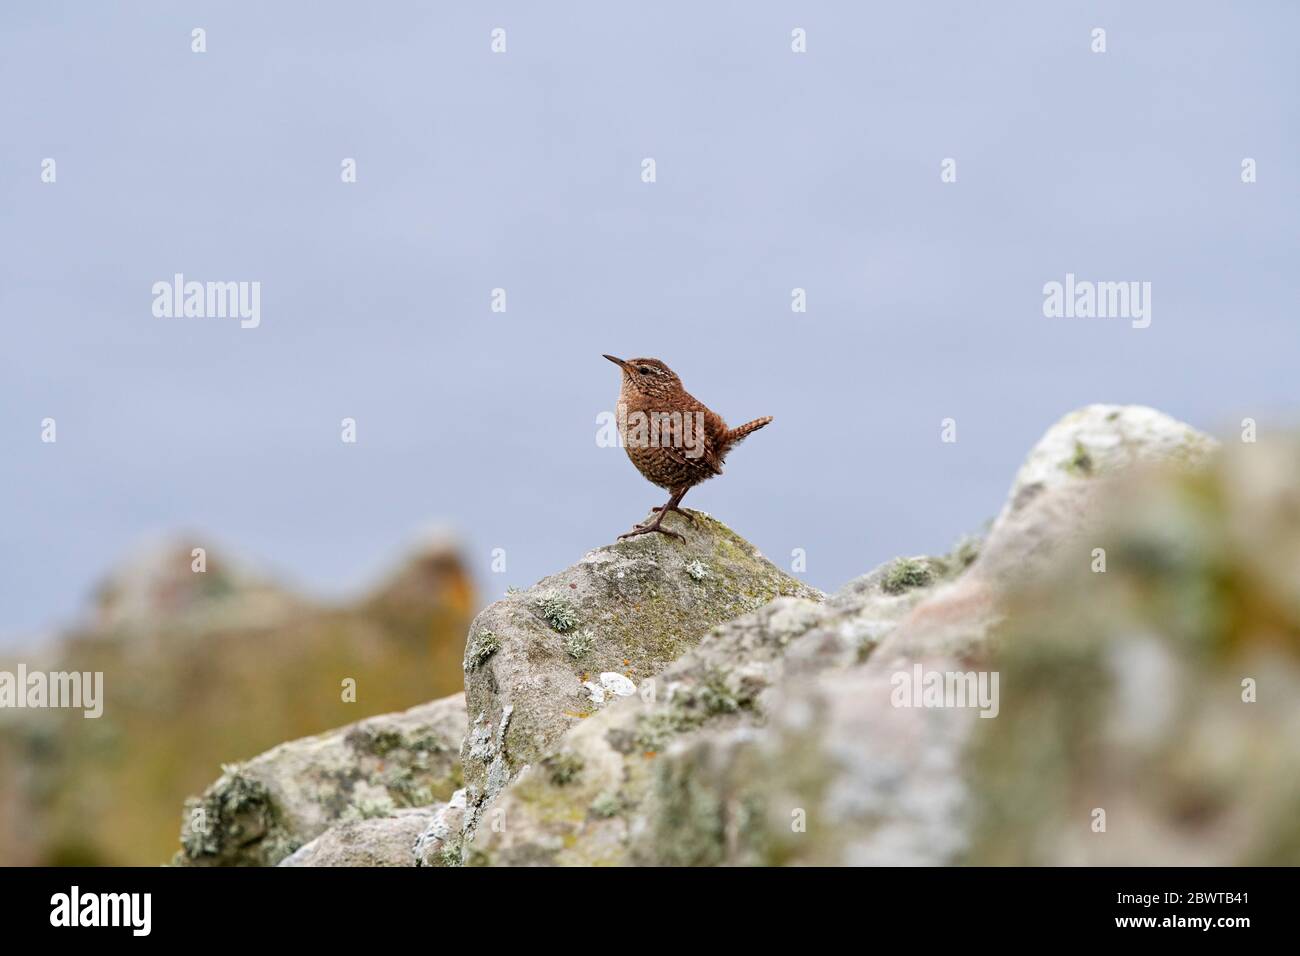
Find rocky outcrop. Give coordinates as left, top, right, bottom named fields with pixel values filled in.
left=465, top=551, right=975, bottom=865
left=882, top=404, right=1218, bottom=661
left=457, top=510, right=823, bottom=840
left=966, top=437, right=1300, bottom=864
left=171, top=404, right=1297, bottom=868
left=466, top=404, right=1223, bottom=865
left=0, top=534, right=475, bottom=867
left=993, top=403, right=1216, bottom=530
left=177, top=693, right=465, bottom=866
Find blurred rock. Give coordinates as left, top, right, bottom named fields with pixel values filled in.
left=992, top=403, right=1217, bottom=531
left=967, top=438, right=1300, bottom=864
left=363, top=528, right=475, bottom=618
left=92, top=537, right=303, bottom=635
left=177, top=693, right=465, bottom=866
left=884, top=403, right=1219, bottom=661
left=0, top=537, right=475, bottom=866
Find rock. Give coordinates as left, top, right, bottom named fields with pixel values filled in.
left=92, top=537, right=302, bottom=634
left=458, top=509, right=823, bottom=841
left=882, top=404, right=1218, bottom=661
left=362, top=527, right=476, bottom=618
left=171, top=404, right=1267, bottom=868
left=993, top=403, right=1217, bottom=532
left=470, top=405, right=1223, bottom=866
left=609, top=406, right=1225, bottom=865
left=279, top=808, right=435, bottom=867
left=176, top=693, right=465, bottom=866
left=467, top=548, right=963, bottom=866
left=0, top=534, right=475, bottom=866
left=966, top=438, right=1300, bottom=864
left=412, top=789, right=468, bottom=867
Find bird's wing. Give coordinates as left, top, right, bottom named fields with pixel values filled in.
left=658, top=404, right=725, bottom=476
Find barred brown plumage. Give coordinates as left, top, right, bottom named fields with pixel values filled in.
left=602, top=355, right=772, bottom=540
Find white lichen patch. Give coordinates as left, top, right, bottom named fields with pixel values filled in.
left=565, top=630, right=595, bottom=660
left=599, top=672, right=637, bottom=697
left=494, top=705, right=513, bottom=752
left=685, top=560, right=709, bottom=581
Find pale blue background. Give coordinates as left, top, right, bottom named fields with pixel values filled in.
left=3, top=1, right=1297, bottom=644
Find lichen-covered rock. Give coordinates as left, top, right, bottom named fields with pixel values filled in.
left=176, top=693, right=465, bottom=866
left=411, top=789, right=468, bottom=867
left=459, top=510, right=823, bottom=841
left=635, top=661, right=978, bottom=866
left=471, top=405, right=1223, bottom=866
left=993, top=403, right=1217, bottom=531
left=966, top=438, right=1300, bottom=865
left=467, top=548, right=966, bottom=866
left=882, top=404, right=1218, bottom=661
left=603, top=409, right=1227, bottom=865
left=179, top=404, right=1262, bottom=868
left=278, top=808, right=435, bottom=867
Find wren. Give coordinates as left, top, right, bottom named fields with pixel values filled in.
left=603, top=355, right=772, bottom=540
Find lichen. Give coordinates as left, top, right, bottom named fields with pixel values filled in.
left=1061, top=439, right=1094, bottom=476
left=882, top=557, right=934, bottom=594
left=634, top=711, right=685, bottom=752
left=695, top=668, right=745, bottom=715
left=632, top=668, right=757, bottom=752
left=946, top=534, right=982, bottom=571
left=536, top=596, right=580, bottom=633
left=465, top=629, right=500, bottom=670
left=647, top=751, right=726, bottom=866
left=354, top=727, right=406, bottom=757
left=179, top=765, right=284, bottom=864
left=684, top=560, right=709, bottom=581
left=544, top=752, right=585, bottom=786
left=440, top=844, right=464, bottom=867
left=343, top=795, right=396, bottom=821
left=590, top=791, right=623, bottom=818
left=382, top=767, right=433, bottom=807
left=565, top=630, right=594, bottom=660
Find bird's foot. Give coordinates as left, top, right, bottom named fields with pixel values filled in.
left=649, top=504, right=694, bottom=523
left=619, top=512, right=684, bottom=541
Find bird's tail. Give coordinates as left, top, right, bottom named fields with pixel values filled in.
left=725, top=416, right=773, bottom=446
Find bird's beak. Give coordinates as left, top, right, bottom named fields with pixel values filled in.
left=603, top=354, right=629, bottom=370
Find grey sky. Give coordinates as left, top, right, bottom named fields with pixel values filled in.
left=3, top=1, right=1297, bottom=645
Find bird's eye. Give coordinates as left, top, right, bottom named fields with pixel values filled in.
left=638, top=366, right=652, bottom=375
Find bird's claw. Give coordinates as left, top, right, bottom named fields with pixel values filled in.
left=618, top=520, right=684, bottom=541
left=650, top=505, right=694, bottom=523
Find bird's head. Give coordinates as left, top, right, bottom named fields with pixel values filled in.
left=602, top=355, right=682, bottom=399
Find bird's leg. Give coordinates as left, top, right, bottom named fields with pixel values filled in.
left=649, top=487, right=693, bottom=522
left=620, top=490, right=687, bottom=541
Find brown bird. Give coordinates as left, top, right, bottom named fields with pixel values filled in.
left=603, top=355, right=772, bottom=540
